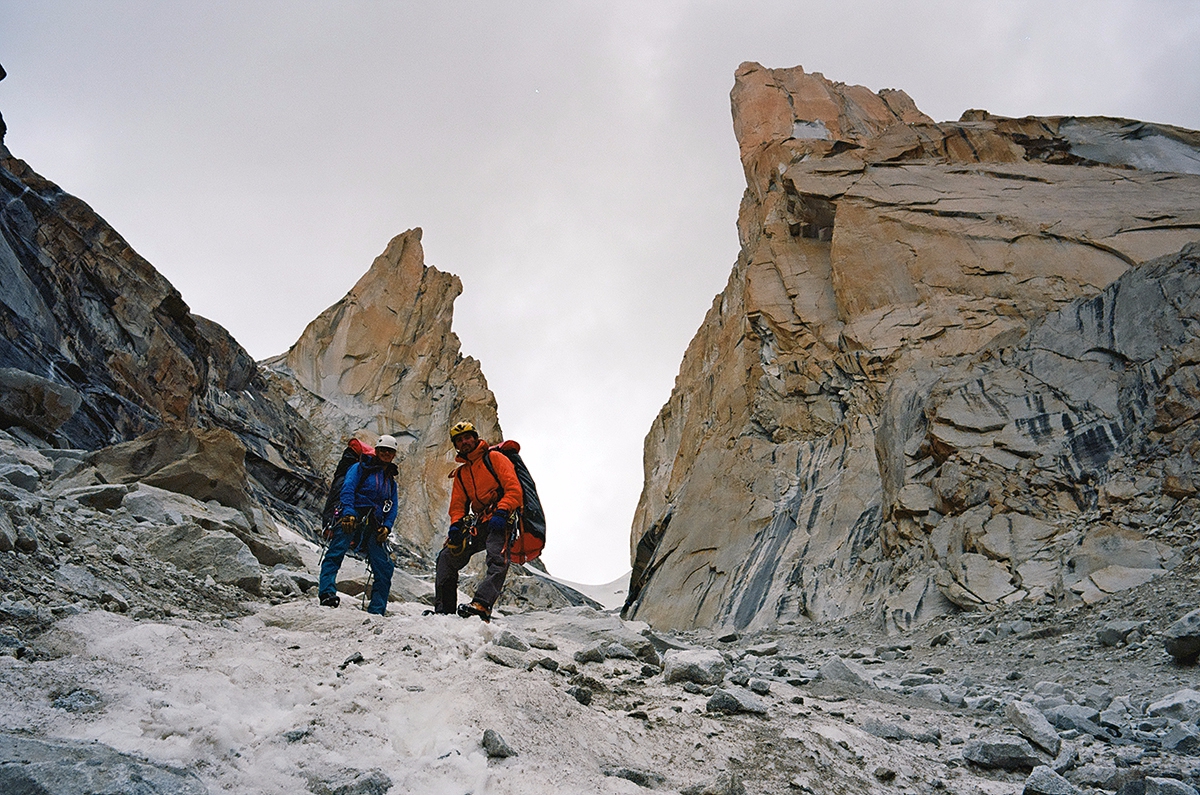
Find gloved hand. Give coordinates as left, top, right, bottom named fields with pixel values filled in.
left=445, top=522, right=467, bottom=554
left=376, top=526, right=390, bottom=544
left=485, top=510, right=509, bottom=533
left=340, top=514, right=357, bottom=530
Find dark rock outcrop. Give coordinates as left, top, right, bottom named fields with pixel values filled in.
left=0, top=733, right=208, bottom=794
left=0, top=140, right=324, bottom=525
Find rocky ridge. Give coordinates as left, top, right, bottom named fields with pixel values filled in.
left=625, top=63, right=1200, bottom=633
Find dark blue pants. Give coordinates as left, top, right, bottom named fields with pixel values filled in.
left=319, top=525, right=394, bottom=615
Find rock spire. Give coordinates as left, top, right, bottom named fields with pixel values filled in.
left=266, top=228, right=500, bottom=552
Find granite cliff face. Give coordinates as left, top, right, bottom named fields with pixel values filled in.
left=264, top=228, right=500, bottom=552
left=0, top=141, right=323, bottom=522
left=625, top=63, right=1200, bottom=632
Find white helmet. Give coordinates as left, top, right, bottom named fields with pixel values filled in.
left=376, top=434, right=398, bottom=451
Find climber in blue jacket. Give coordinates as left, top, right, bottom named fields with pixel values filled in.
left=317, top=434, right=398, bottom=615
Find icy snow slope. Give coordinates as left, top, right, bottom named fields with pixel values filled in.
left=0, top=603, right=732, bottom=794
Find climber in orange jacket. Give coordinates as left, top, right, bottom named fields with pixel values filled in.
left=433, top=421, right=523, bottom=621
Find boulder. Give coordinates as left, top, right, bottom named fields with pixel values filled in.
left=1146, top=778, right=1200, bottom=795
left=1159, top=723, right=1200, bottom=756
left=1024, top=765, right=1084, bottom=795
left=0, top=733, right=207, bottom=794
left=1007, top=699, right=1063, bottom=756
left=706, top=687, right=769, bottom=715
left=1163, top=609, right=1200, bottom=664
left=663, top=649, right=728, bottom=686
left=0, top=367, right=82, bottom=438
left=818, top=656, right=875, bottom=689
left=963, top=734, right=1044, bottom=771
left=90, top=427, right=252, bottom=513
left=0, top=462, right=39, bottom=492
left=58, top=483, right=130, bottom=511
left=122, top=484, right=299, bottom=568
left=1098, top=620, right=1149, bottom=648
left=138, top=521, right=262, bottom=594
left=1147, top=689, right=1200, bottom=722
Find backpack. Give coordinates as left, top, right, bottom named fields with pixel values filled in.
left=321, top=438, right=375, bottom=538
left=460, top=440, right=546, bottom=564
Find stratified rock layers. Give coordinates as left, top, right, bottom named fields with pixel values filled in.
left=0, top=149, right=323, bottom=519
left=626, top=63, right=1200, bottom=632
left=266, top=229, right=500, bottom=550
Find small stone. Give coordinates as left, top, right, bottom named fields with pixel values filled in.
left=484, top=646, right=528, bottom=669
left=566, top=686, right=592, bottom=706
left=748, top=678, right=771, bottom=695
left=603, top=642, right=637, bottom=660
left=1097, top=620, right=1148, bottom=647
left=706, top=687, right=768, bottom=715
left=603, top=767, right=664, bottom=788
left=574, top=643, right=606, bottom=664
left=746, top=641, right=779, bottom=656
left=495, top=630, right=530, bottom=652
left=482, top=728, right=516, bottom=758
left=873, top=767, right=897, bottom=782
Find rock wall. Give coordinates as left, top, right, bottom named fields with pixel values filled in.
left=0, top=148, right=324, bottom=522
left=625, top=63, right=1200, bottom=632
left=264, top=228, right=500, bottom=553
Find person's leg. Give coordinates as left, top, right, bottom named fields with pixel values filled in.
left=472, top=524, right=511, bottom=609
left=366, top=535, right=395, bottom=615
left=434, top=543, right=471, bottom=614
left=318, top=528, right=352, bottom=604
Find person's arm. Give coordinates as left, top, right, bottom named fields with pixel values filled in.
left=449, top=469, right=468, bottom=524
left=340, top=463, right=362, bottom=518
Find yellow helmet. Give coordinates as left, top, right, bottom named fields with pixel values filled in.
left=449, top=421, right=476, bottom=441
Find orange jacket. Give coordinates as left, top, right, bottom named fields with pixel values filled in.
left=449, top=439, right=523, bottom=523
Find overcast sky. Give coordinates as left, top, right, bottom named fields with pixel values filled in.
left=3, top=2, right=1198, bottom=583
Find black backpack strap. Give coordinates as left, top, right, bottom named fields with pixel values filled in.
left=480, top=449, right=504, bottom=502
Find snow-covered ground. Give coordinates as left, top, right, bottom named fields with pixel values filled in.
left=0, top=601, right=724, bottom=794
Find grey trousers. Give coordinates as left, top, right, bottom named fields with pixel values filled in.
left=434, top=522, right=510, bottom=613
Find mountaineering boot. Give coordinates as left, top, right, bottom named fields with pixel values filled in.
left=457, top=600, right=492, bottom=622
left=319, top=592, right=341, bottom=608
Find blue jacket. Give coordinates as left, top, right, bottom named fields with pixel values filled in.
left=340, top=457, right=398, bottom=529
